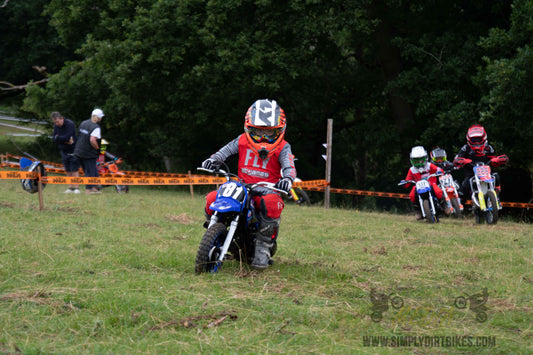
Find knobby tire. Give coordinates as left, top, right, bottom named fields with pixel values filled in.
left=484, top=191, right=499, bottom=225
left=195, top=223, right=228, bottom=274
left=422, top=199, right=436, bottom=224
left=294, top=188, right=311, bottom=206
left=450, top=197, right=462, bottom=218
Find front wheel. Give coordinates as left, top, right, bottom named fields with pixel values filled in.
left=195, top=223, right=227, bottom=274
left=450, top=197, right=462, bottom=218
left=484, top=191, right=499, bottom=225
left=422, top=199, right=436, bottom=223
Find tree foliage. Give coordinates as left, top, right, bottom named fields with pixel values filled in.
left=476, top=0, right=533, bottom=167
left=0, top=0, right=76, bottom=85
left=7, top=0, right=531, bottom=202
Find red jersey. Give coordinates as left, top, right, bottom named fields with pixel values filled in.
left=237, top=134, right=286, bottom=184
left=404, top=162, right=443, bottom=186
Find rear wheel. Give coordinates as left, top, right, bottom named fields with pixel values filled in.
left=294, top=188, right=311, bottom=206
left=195, top=223, right=227, bottom=274
left=484, top=191, right=499, bottom=225
left=422, top=200, right=436, bottom=223
left=115, top=185, right=129, bottom=193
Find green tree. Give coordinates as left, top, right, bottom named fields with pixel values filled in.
left=0, top=0, right=76, bottom=88
left=22, top=0, right=525, bottom=206
left=476, top=0, right=533, bottom=170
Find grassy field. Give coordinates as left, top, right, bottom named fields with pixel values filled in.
left=0, top=181, right=531, bottom=354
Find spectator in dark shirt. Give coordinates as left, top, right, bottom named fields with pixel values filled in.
left=51, top=111, right=80, bottom=194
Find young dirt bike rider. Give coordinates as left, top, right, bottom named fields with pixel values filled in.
left=430, top=147, right=455, bottom=173
left=201, top=99, right=296, bottom=269
left=401, top=146, right=446, bottom=219
left=453, top=124, right=508, bottom=198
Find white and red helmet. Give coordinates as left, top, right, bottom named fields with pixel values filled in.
left=244, top=99, right=286, bottom=159
left=466, top=124, right=487, bottom=154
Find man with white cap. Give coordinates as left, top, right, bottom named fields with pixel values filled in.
left=73, top=108, right=105, bottom=194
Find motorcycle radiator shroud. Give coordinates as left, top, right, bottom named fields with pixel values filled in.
left=209, top=181, right=249, bottom=213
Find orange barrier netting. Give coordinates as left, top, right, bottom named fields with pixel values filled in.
left=2, top=153, right=532, bottom=208
left=1, top=154, right=193, bottom=178
left=301, top=186, right=533, bottom=209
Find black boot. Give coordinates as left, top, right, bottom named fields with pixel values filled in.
left=251, top=217, right=279, bottom=269
left=251, top=239, right=273, bottom=269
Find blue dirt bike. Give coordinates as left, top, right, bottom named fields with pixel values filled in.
left=399, top=173, right=443, bottom=223
left=195, top=166, right=287, bottom=274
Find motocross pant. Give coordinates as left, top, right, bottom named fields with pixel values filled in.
left=253, top=195, right=283, bottom=242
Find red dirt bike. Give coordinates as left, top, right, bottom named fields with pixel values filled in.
left=437, top=169, right=463, bottom=218
left=97, top=139, right=129, bottom=193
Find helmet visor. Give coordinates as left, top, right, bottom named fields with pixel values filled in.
left=249, top=127, right=281, bottom=143
left=411, top=157, right=426, bottom=168
left=469, top=136, right=484, bottom=144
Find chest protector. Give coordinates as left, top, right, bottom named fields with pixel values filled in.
left=237, top=134, right=285, bottom=183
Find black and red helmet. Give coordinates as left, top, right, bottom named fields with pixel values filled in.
left=466, top=124, right=487, bottom=154
left=244, top=99, right=286, bottom=159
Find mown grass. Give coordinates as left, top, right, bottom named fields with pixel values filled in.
left=0, top=182, right=531, bottom=354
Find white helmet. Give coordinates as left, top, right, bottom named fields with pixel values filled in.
left=410, top=146, right=428, bottom=172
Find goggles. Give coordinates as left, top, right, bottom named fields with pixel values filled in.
left=469, top=136, right=484, bottom=144
left=249, top=127, right=281, bottom=143
left=411, top=157, right=426, bottom=167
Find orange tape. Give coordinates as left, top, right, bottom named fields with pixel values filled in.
left=0, top=171, right=38, bottom=179
left=41, top=175, right=228, bottom=185
left=4, top=154, right=533, bottom=208
left=293, top=179, right=328, bottom=188
left=301, top=186, right=533, bottom=208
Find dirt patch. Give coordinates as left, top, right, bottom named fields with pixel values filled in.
left=0, top=290, right=79, bottom=312
left=149, top=311, right=238, bottom=330
left=166, top=213, right=196, bottom=225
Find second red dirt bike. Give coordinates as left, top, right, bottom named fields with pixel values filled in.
left=437, top=170, right=463, bottom=218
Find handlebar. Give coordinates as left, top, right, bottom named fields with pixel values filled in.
left=197, top=167, right=288, bottom=195
left=398, top=172, right=442, bottom=186
left=253, top=181, right=289, bottom=195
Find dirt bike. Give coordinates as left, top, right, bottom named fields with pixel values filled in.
left=96, top=140, right=129, bottom=193
left=286, top=177, right=311, bottom=206
left=437, top=169, right=463, bottom=218
left=399, top=173, right=442, bottom=223
left=470, top=162, right=501, bottom=224
left=195, top=166, right=288, bottom=274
